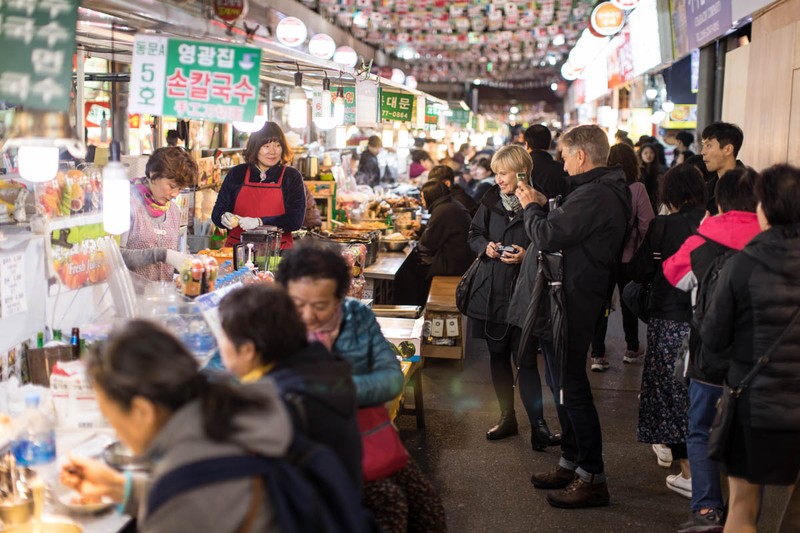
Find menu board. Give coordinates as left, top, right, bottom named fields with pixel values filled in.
left=0, top=253, right=26, bottom=318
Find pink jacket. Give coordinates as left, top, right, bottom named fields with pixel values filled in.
left=622, top=182, right=655, bottom=263
left=663, top=210, right=761, bottom=292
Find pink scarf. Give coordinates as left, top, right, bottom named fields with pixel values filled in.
left=307, top=304, right=343, bottom=351
left=134, top=182, right=171, bottom=218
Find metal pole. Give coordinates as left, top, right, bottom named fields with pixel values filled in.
left=713, top=39, right=727, bottom=122
left=696, top=44, right=716, bottom=138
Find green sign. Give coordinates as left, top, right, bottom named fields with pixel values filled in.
left=380, top=90, right=414, bottom=122
left=450, top=108, right=471, bottom=126
left=333, top=86, right=356, bottom=125
left=425, top=103, right=439, bottom=125
left=130, top=35, right=262, bottom=123
left=0, top=0, right=79, bottom=112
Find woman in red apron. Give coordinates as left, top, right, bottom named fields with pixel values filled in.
left=211, top=122, right=306, bottom=249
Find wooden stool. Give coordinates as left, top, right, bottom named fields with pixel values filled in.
left=421, top=276, right=466, bottom=367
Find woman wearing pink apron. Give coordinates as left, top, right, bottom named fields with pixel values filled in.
left=212, top=122, right=306, bottom=250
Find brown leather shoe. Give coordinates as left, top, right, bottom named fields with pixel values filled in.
left=546, top=477, right=610, bottom=509
left=530, top=465, right=576, bottom=490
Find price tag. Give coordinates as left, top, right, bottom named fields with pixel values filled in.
left=431, top=318, right=444, bottom=337
left=446, top=317, right=459, bottom=337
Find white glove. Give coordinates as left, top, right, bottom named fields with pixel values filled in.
left=220, top=212, right=239, bottom=229
left=165, top=249, right=192, bottom=270
left=239, top=217, right=261, bottom=231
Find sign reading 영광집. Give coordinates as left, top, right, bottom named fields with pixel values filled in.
left=380, top=90, right=414, bottom=122
left=129, top=35, right=262, bottom=123
left=333, top=86, right=356, bottom=125
left=0, top=0, right=79, bottom=112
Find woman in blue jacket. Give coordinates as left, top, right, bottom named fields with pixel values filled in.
left=277, top=243, right=446, bottom=533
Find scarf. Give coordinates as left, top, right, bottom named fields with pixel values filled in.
left=306, top=304, right=344, bottom=351
left=500, top=191, right=522, bottom=214
left=134, top=182, right=171, bottom=218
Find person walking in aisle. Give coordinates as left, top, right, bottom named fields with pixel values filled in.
left=523, top=125, right=568, bottom=200
left=700, top=165, right=800, bottom=533
left=465, top=145, right=560, bottom=448
left=663, top=167, right=762, bottom=532
left=509, top=125, right=630, bottom=508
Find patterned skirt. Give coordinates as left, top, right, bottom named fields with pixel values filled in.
left=637, top=318, right=690, bottom=444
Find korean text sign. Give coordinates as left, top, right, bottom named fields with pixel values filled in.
left=0, top=0, right=79, bottom=112
left=380, top=90, right=414, bottom=122
left=130, top=35, right=262, bottom=123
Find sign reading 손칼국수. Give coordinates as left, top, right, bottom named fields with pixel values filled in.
left=380, top=90, right=414, bottom=122
left=0, top=0, right=79, bottom=113
left=129, top=34, right=262, bottom=123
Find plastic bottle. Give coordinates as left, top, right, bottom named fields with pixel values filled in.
left=70, top=327, right=81, bottom=360
left=12, top=392, right=57, bottom=468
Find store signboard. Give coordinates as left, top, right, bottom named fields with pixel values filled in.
left=664, top=104, right=697, bottom=129
left=424, top=102, right=439, bottom=125
left=629, top=0, right=662, bottom=76
left=212, top=0, right=248, bottom=22
left=333, top=86, right=356, bottom=125
left=583, top=53, right=609, bottom=102
left=85, top=102, right=111, bottom=128
left=686, top=0, right=732, bottom=50
left=0, top=0, right=79, bottom=112
left=589, top=2, right=625, bottom=37
left=380, top=90, right=414, bottom=122
left=450, top=109, right=471, bottom=126
left=129, top=35, right=262, bottom=123
left=607, top=28, right=633, bottom=88
left=355, top=79, right=378, bottom=127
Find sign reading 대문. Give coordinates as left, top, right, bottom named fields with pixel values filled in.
left=0, top=0, right=79, bottom=112
left=380, top=90, right=414, bottom=122
left=129, top=35, right=262, bottom=123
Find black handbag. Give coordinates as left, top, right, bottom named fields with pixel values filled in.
left=455, top=256, right=481, bottom=315
left=622, top=281, right=651, bottom=323
left=708, top=309, right=800, bottom=462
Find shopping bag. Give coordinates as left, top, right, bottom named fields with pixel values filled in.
left=357, top=405, right=409, bottom=481
left=707, top=384, right=736, bottom=462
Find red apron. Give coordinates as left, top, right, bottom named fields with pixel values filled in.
left=225, top=166, right=294, bottom=249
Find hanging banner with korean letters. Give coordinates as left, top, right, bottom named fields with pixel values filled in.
left=380, top=90, right=413, bottom=122
left=130, top=35, right=262, bottom=123
left=0, top=0, right=79, bottom=112
left=355, top=79, right=378, bottom=128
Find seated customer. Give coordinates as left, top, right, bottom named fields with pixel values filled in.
left=218, top=283, right=362, bottom=491
left=60, top=320, right=293, bottom=531
left=429, top=164, right=478, bottom=217
left=418, top=179, right=475, bottom=276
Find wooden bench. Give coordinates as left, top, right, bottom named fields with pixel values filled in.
left=421, top=276, right=466, bottom=367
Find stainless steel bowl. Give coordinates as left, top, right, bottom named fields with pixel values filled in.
left=382, top=240, right=409, bottom=252
left=102, top=442, right=152, bottom=472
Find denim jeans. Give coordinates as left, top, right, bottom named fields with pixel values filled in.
left=687, top=380, right=724, bottom=512
left=540, top=340, right=605, bottom=481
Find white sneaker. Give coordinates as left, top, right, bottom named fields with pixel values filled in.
left=652, top=444, right=673, bottom=468
left=666, top=473, right=692, bottom=499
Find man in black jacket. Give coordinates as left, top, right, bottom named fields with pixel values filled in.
left=510, top=125, right=630, bottom=509
left=524, top=125, right=568, bottom=200
left=356, top=135, right=383, bottom=187
left=428, top=165, right=478, bottom=217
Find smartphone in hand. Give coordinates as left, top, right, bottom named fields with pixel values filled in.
left=516, top=172, right=529, bottom=187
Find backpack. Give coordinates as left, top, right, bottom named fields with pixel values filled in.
left=146, top=433, right=376, bottom=533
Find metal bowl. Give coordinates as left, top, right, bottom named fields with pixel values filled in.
left=382, top=239, right=409, bottom=252
left=102, top=441, right=152, bottom=473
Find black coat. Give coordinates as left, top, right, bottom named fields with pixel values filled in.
left=268, top=342, right=363, bottom=492
left=530, top=150, right=568, bottom=200
left=507, top=166, right=631, bottom=355
left=466, top=185, right=530, bottom=323
left=417, top=195, right=475, bottom=278
left=450, top=183, right=478, bottom=218
left=701, top=224, right=800, bottom=432
left=356, top=150, right=381, bottom=187
left=630, top=206, right=705, bottom=322
left=471, top=178, right=495, bottom=203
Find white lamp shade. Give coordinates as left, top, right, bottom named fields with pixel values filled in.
left=333, top=46, right=358, bottom=67
left=288, top=86, right=308, bottom=129
left=382, top=128, right=394, bottom=147
left=335, top=126, right=347, bottom=149
left=333, top=96, right=345, bottom=125
left=308, top=33, right=336, bottom=59
left=276, top=17, right=308, bottom=48
left=661, top=100, right=675, bottom=112
left=18, top=145, right=59, bottom=182
left=646, top=88, right=658, bottom=100
left=313, top=116, right=337, bottom=130
left=233, top=115, right=268, bottom=133
left=102, top=161, right=131, bottom=235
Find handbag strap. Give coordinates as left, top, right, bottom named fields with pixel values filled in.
left=732, top=307, right=800, bottom=397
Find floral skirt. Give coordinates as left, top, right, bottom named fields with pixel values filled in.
left=637, top=318, right=690, bottom=444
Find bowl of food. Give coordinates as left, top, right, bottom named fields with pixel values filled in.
left=102, top=441, right=152, bottom=472
left=382, top=233, right=410, bottom=252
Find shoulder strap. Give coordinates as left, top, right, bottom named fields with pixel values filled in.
left=734, top=307, right=800, bottom=396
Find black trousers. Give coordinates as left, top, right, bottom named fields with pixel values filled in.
left=592, top=264, right=640, bottom=355
left=540, top=339, right=605, bottom=475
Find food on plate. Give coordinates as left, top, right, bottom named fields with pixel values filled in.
left=383, top=232, right=408, bottom=241
left=71, top=494, right=103, bottom=506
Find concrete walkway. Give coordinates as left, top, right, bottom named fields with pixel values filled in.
left=397, top=311, right=788, bottom=532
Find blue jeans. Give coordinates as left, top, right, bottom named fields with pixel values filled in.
left=687, top=380, right=724, bottom=512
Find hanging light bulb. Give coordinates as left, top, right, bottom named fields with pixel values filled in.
left=333, top=86, right=345, bottom=126
left=335, top=126, right=347, bottom=149
left=313, top=76, right=336, bottom=130
left=397, top=125, right=409, bottom=148
left=382, top=127, right=394, bottom=147
left=645, top=87, right=658, bottom=100
left=18, top=146, right=59, bottom=182
left=102, top=140, right=130, bottom=235
left=288, top=71, right=308, bottom=130
left=661, top=100, right=675, bottom=113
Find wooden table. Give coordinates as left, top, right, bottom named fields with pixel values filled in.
left=363, top=247, right=413, bottom=304
left=387, top=359, right=424, bottom=428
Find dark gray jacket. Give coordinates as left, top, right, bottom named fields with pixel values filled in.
left=508, top=166, right=630, bottom=355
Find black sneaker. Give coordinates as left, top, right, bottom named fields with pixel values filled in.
left=678, top=509, right=723, bottom=533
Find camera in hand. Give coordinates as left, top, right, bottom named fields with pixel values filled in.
left=498, top=245, right=519, bottom=255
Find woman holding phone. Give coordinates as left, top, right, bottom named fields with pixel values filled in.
left=465, top=145, right=561, bottom=447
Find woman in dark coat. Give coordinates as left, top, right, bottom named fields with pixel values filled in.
left=466, top=145, right=559, bottom=448
left=418, top=180, right=475, bottom=278
left=639, top=143, right=667, bottom=214
left=630, top=164, right=705, bottom=497
left=700, top=164, right=800, bottom=532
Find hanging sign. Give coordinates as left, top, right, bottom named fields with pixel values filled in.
left=333, top=86, right=356, bottom=125
left=685, top=0, right=732, bottom=50
left=589, top=2, right=625, bottom=37
left=84, top=102, right=111, bottom=128
left=415, top=96, right=426, bottom=128
left=355, top=79, right=378, bottom=127
left=308, top=33, right=336, bottom=59
left=424, top=103, right=439, bottom=125
left=0, top=0, right=79, bottom=112
left=380, top=90, right=414, bottom=122
left=212, top=0, right=248, bottom=22
left=450, top=109, right=471, bottom=126
left=129, top=35, right=261, bottom=123
left=275, top=17, right=308, bottom=48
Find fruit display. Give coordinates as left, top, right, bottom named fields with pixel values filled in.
left=36, top=167, right=104, bottom=219
left=179, top=255, right=219, bottom=297
left=52, top=239, right=108, bottom=290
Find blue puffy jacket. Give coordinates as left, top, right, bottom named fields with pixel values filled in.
left=333, top=298, right=404, bottom=407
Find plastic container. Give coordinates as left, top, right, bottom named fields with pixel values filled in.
left=11, top=393, right=56, bottom=467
